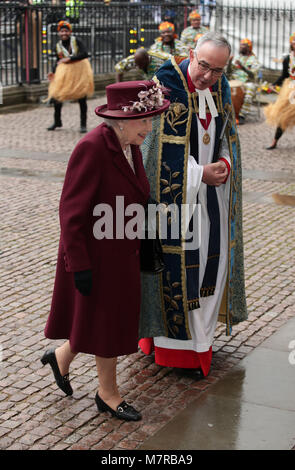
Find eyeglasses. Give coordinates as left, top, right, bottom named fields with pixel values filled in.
left=195, top=56, right=224, bottom=77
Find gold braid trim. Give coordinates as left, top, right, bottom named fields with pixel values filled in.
left=169, top=58, right=194, bottom=324
left=200, top=286, right=216, bottom=297
left=159, top=271, right=168, bottom=336
left=217, top=80, right=232, bottom=329
left=158, top=57, right=194, bottom=338
left=161, top=136, right=187, bottom=144
left=162, top=245, right=183, bottom=254
left=221, top=94, right=238, bottom=333
left=188, top=299, right=200, bottom=310
left=191, top=90, right=221, bottom=114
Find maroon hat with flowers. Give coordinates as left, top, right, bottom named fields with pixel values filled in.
left=95, top=80, right=170, bottom=119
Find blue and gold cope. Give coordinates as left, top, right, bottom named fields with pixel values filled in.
left=139, top=58, right=247, bottom=342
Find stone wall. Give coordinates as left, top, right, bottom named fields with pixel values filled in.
left=1, top=70, right=142, bottom=111
left=0, top=69, right=280, bottom=112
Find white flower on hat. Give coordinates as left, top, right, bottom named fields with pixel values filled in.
left=122, top=82, right=166, bottom=113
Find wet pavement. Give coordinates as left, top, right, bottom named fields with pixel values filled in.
left=0, top=96, right=295, bottom=451
left=140, top=317, right=295, bottom=450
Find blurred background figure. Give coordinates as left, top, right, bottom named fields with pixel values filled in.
left=46, top=20, right=93, bottom=133
left=226, top=38, right=261, bottom=124
left=65, top=0, right=84, bottom=23
left=264, top=33, right=295, bottom=149
left=149, top=21, right=188, bottom=57
left=180, top=10, right=208, bottom=50
left=115, top=48, right=170, bottom=82
left=199, top=0, right=216, bottom=28
left=162, top=8, right=177, bottom=25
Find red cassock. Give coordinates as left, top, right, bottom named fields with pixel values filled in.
left=139, top=339, right=212, bottom=377
left=44, top=123, right=150, bottom=358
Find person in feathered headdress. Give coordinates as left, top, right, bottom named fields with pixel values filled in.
left=46, top=20, right=94, bottom=133
left=265, top=33, right=295, bottom=149
left=149, top=22, right=188, bottom=57
left=226, top=38, right=261, bottom=124
left=180, top=10, right=208, bottom=50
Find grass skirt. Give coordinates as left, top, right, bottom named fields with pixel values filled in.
left=264, top=78, right=295, bottom=130
left=48, top=59, right=94, bottom=102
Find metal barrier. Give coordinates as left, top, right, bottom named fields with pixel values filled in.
left=215, top=0, right=295, bottom=70
left=2, top=1, right=293, bottom=87
left=0, top=1, right=195, bottom=86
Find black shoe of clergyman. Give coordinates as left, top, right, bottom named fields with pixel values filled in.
left=47, top=122, right=62, bottom=131
left=95, top=393, right=142, bottom=421
left=40, top=349, right=73, bottom=396
left=175, top=368, right=205, bottom=381
left=80, top=125, right=87, bottom=133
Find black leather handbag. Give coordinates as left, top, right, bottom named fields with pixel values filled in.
left=140, top=198, right=165, bottom=274
left=140, top=230, right=165, bottom=274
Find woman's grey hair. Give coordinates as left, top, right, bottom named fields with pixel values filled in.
left=103, top=118, right=117, bottom=128
left=103, top=118, right=130, bottom=127
left=194, top=31, right=231, bottom=56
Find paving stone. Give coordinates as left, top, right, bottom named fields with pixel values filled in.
left=92, top=438, right=116, bottom=450
left=0, top=103, right=294, bottom=450
left=116, top=439, right=139, bottom=450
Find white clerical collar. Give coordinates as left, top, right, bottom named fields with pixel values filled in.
left=188, top=65, right=219, bottom=120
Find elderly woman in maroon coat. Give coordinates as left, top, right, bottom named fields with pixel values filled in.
left=41, top=81, right=170, bottom=422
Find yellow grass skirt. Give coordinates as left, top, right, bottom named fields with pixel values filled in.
left=48, top=59, right=94, bottom=102
left=264, top=78, right=295, bottom=130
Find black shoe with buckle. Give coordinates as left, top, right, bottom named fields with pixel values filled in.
left=41, top=348, right=73, bottom=396
left=95, top=393, right=142, bottom=421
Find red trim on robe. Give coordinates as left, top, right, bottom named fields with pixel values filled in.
left=187, top=68, right=212, bottom=130
left=139, top=338, right=212, bottom=377
left=219, top=157, right=231, bottom=184
left=187, top=67, right=230, bottom=185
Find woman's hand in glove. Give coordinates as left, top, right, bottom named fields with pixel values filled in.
left=74, top=269, right=92, bottom=296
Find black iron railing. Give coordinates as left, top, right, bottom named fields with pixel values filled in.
left=0, top=1, right=196, bottom=86
left=215, top=1, right=295, bottom=71
left=1, top=1, right=293, bottom=88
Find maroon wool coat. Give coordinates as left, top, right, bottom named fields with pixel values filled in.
left=44, top=123, right=150, bottom=357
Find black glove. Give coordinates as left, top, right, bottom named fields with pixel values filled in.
left=74, top=269, right=92, bottom=296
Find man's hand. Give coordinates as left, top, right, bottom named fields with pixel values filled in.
left=202, top=161, right=228, bottom=187
left=47, top=72, right=55, bottom=81
left=235, top=60, right=254, bottom=79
